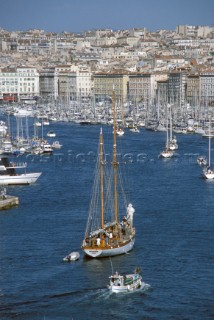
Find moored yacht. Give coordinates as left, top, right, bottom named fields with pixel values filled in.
left=0, top=157, right=41, bottom=185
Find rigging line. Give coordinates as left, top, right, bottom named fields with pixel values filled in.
left=104, top=167, right=114, bottom=221
left=85, top=148, right=100, bottom=237
left=118, top=169, right=128, bottom=209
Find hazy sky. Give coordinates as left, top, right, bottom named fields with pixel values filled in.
left=0, top=0, right=213, bottom=33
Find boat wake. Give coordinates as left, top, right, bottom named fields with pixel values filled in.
left=0, top=283, right=151, bottom=314
left=139, top=282, right=151, bottom=292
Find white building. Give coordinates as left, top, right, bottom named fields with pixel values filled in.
left=76, top=65, right=92, bottom=99
left=0, top=66, right=39, bottom=102
left=200, top=71, right=214, bottom=105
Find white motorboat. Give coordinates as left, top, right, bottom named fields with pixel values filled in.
left=41, top=143, right=53, bottom=154
left=14, top=108, right=34, bottom=117
left=43, top=119, right=50, bottom=126
left=116, top=128, right=125, bottom=136
left=108, top=271, right=142, bottom=293
left=52, top=141, right=62, bottom=149
left=63, top=252, right=80, bottom=262
left=187, top=126, right=195, bottom=133
left=47, top=131, right=56, bottom=138
left=0, top=157, right=41, bottom=185
left=130, top=127, right=140, bottom=133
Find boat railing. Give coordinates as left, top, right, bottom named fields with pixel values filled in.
left=8, top=162, right=27, bottom=169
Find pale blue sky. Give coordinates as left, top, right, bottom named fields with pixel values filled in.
left=0, top=0, right=213, bottom=33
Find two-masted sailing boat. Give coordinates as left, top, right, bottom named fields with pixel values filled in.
left=82, top=91, right=136, bottom=258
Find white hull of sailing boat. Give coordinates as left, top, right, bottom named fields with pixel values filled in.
left=169, top=143, right=178, bottom=151
left=0, top=172, right=42, bottom=185
left=202, top=170, right=214, bottom=179
left=83, top=238, right=135, bottom=258
left=160, top=150, right=173, bottom=158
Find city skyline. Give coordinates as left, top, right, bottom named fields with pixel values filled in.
left=0, top=0, right=213, bottom=33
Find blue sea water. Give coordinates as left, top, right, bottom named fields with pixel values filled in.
left=0, top=119, right=214, bottom=320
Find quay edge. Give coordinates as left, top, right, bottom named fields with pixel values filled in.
left=0, top=195, right=19, bottom=210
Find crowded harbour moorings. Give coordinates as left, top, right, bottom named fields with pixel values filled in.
left=0, top=97, right=214, bottom=157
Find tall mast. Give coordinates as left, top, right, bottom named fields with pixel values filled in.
left=169, top=104, right=172, bottom=141
left=121, top=94, right=124, bottom=127
left=99, top=128, right=105, bottom=229
left=166, top=104, right=169, bottom=148
left=208, top=117, right=211, bottom=167
left=112, top=89, right=118, bottom=223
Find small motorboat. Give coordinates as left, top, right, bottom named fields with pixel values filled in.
left=47, top=131, right=56, bottom=138
left=43, top=119, right=50, bottom=126
left=129, top=127, right=140, bottom=133
left=197, top=156, right=207, bottom=166
left=41, top=143, right=53, bottom=154
left=52, top=141, right=62, bottom=149
left=63, top=251, right=80, bottom=262
left=108, top=269, right=142, bottom=293
left=116, top=128, right=125, bottom=136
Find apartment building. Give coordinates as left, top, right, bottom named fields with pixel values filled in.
left=128, top=73, right=152, bottom=105
left=39, top=67, right=59, bottom=100
left=0, top=66, right=39, bottom=102
left=76, top=65, right=92, bottom=99
left=117, top=36, right=139, bottom=47
left=176, top=25, right=212, bottom=38
left=156, top=80, right=169, bottom=105
left=93, top=71, right=129, bottom=100
left=155, top=55, right=187, bottom=70
left=172, top=38, right=214, bottom=48
left=168, top=71, right=188, bottom=106
left=186, top=74, right=200, bottom=106
left=200, top=71, right=214, bottom=106
left=176, top=25, right=198, bottom=37
left=39, top=64, right=92, bottom=101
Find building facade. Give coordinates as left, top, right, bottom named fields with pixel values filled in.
left=0, top=66, right=39, bottom=102
left=93, top=71, right=129, bottom=101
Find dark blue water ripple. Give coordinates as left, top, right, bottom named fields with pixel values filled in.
left=0, top=120, right=213, bottom=319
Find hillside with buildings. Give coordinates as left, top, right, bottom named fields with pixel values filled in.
left=0, top=25, right=213, bottom=107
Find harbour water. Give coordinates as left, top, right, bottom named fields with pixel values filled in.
left=0, top=120, right=214, bottom=319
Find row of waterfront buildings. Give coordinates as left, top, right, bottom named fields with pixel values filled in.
left=0, top=25, right=213, bottom=107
